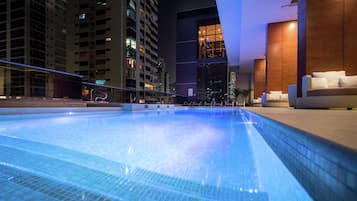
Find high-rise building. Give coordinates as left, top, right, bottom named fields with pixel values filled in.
left=46, top=0, right=67, bottom=71
left=0, top=0, right=66, bottom=70
left=66, top=0, right=126, bottom=88
left=176, top=6, right=228, bottom=103
left=125, top=0, right=159, bottom=101
left=0, top=0, right=67, bottom=97
left=67, top=0, right=159, bottom=101
left=157, top=57, right=170, bottom=94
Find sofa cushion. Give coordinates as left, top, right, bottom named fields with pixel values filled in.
left=339, top=76, right=357, bottom=88
left=267, top=93, right=289, bottom=101
left=270, top=91, right=282, bottom=94
left=267, top=93, right=282, bottom=100
left=311, top=77, right=328, bottom=89
left=280, top=94, right=289, bottom=101
left=307, top=88, right=357, bottom=96
left=312, top=71, right=346, bottom=88
left=253, top=98, right=261, bottom=104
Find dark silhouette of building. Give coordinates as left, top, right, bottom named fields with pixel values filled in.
left=0, top=0, right=67, bottom=97
left=176, top=6, right=227, bottom=103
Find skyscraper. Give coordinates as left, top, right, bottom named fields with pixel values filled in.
left=125, top=0, right=159, bottom=102
left=0, top=0, right=66, bottom=70
left=66, top=0, right=126, bottom=88
left=67, top=0, right=159, bottom=101
left=176, top=6, right=228, bottom=103
left=157, top=57, right=170, bottom=94
left=0, top=0, right=67, bottom=97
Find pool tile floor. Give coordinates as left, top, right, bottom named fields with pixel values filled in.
left=0, top=136, right=269, bottom=201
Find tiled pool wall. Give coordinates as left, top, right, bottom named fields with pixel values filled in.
left=242, top=110, right=357, bottom=201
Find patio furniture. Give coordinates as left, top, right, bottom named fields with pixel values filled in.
left=296, top=71, right=357, bottom=109
left=261, top=91, right=289, bottom=107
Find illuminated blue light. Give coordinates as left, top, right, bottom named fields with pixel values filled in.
left=79, top=13, right=86, bottom=20
left=95, top=80, right=106, bottom=85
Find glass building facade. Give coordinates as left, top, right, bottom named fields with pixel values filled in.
left=0, top=61, right=81, bottom=99
left=198, top=24, right=226, bottom=59
left=176, top=7, right=228, bottom=103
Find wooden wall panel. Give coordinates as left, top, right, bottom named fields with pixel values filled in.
left=298, top=0, right=357, bottom=96
left=344, top=0, right=357, bottom=75
left=282, top=23, right=298, bottom=91
left=306, top=0, right=344, bottom=73
left=267, top=23, right=283, bottom=92
left=253, top=59, right=266, bottom=99
left=266, top=21, right=298, bottom=93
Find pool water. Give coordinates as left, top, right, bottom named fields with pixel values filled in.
left=0, top=108, right=313, bottom=201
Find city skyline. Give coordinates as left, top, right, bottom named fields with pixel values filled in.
left=0, top=0, right=219, bottom=92
left=0, top=0, right=172, bottom=102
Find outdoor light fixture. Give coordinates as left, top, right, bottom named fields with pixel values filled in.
left=289, top=22, right=296, bottom=29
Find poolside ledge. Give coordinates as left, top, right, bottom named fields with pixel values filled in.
left=243, top=107, right=357, bottom=201
left=245, top=107, right=357, bottom=152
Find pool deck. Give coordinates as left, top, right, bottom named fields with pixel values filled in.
left=245, top=107, right=357, bottom=152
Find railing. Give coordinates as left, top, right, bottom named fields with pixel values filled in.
left=0, top=60, right=174, bottom=104
left=81, top=82, right=174, bottom=104
left=0, top=60, right=82, bottom=99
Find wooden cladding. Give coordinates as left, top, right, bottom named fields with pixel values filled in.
left=306, top=0, right=344, bottom=72
left=254, top=59, right=266, bottom=99
left=344, top=0, right=357, bottom=75
left=298, top=0, right=357, bottom=96
left=266, top=20, right=298, bottom=94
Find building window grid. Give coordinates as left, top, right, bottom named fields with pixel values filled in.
left=198, top=24, right=226, bottom=59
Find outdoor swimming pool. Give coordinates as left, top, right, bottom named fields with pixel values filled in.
left=0, top=107, right=312, bottom=201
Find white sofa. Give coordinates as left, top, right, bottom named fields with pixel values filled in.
left=261, top=91, right=289, bottom=107
left=296, top=71, right=357, bottom=109
left=253, top=97, right=262, bottom=106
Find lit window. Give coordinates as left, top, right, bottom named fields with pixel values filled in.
left=79, top=13, right=86, bottom=20
left=129, top=0, right=136, bottom=10
left=188, top=88, right=194, bottom=97
left=140, top=9, right=145, bottom=17
left=145, top=83, right=155, bottom=90
left=96, top=1, right=107, bottom=6
left=139, top=46, right=145, bottom=53
left=127, top=58, right=136, bottom=68
left=126, top=38, right=136, bottom=49
left=95, top=80, right=106, bottom=85
left=105, top=37, right=112, bottom=41
left=198, top=24, right=226, bottom=59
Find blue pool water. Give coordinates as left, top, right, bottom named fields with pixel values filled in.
left=0, top=108, right=313, bottom=201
